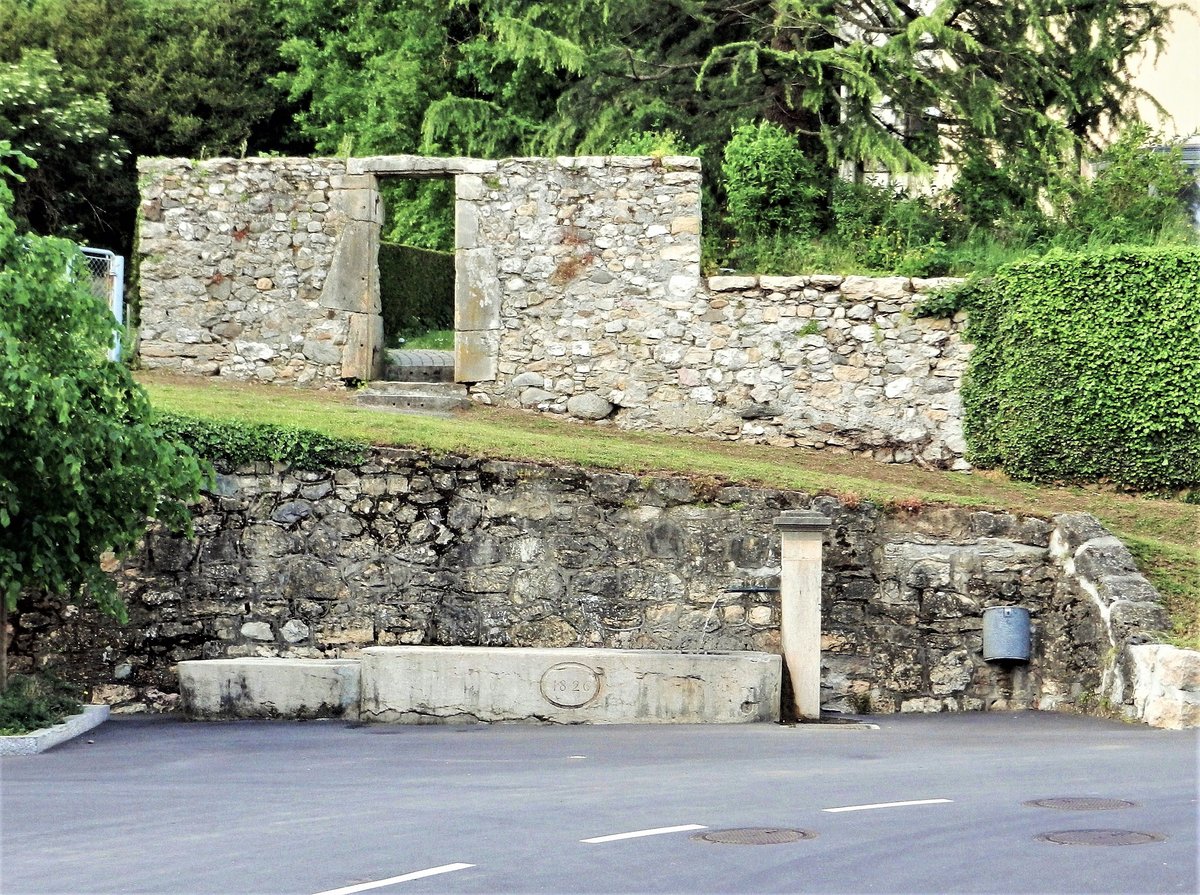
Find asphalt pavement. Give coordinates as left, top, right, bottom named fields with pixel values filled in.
left=1, top=712, right=1196, bottom=895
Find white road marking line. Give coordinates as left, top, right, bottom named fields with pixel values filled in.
left=311, top=863, right=475, bottom=895
left=823, top=798, right=953, bottom=813
left=581, top=824, right=707, bottom=843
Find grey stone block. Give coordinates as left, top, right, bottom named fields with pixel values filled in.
left=455, top=201, right=480, bottom=249
left=341, top=313, right=384, bottom=381
left=320, top=222, right=379, bottom=314
left=708, top=276, right=757, bottom=291
left=456, top=330, right=499, bottom=383
left=567, top=394, right=613, bottom=420
left=455, top=248, right=501, bottom=331
left=178, top=658, right=361, bottom=720
left=330, top=187, right=381, bottom=224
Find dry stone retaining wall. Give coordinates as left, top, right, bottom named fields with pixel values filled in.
left=137, top=155, right=968, bottom=467
left=11, top=451, right=1182, bottom=724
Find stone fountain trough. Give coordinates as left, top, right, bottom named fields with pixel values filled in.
left=178, top=647, right=781, bottom=725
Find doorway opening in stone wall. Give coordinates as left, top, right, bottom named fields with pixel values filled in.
left=375, top=176, right=457, bottom=389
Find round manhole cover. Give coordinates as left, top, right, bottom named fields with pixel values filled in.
left=693, top=828, right=815, bottom=845
left=1037, top=829, right=1167, bottom=847
left=1026, top=798, right=1137, bottom=811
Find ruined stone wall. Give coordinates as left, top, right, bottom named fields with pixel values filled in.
left=13, top=451, right=1167, bottom=720
left=137, top=155, right=969, bottom=466
left=136, top=157, right=383, bottom=384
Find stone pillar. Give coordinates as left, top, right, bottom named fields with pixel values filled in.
left=774, top=510, right=832, bottom=720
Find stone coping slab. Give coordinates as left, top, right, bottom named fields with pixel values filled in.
left=0, top=705, right=109, bottom=756
left=359, top=646, right=781, bottom=725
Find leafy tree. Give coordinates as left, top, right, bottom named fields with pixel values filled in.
left=0, top=0, right=293, bottom=248
left=411, top=1, right=1173, bottom=198
left=0, top=148, right=207, bottom=691
left=0, top=51, right=129, bottom=239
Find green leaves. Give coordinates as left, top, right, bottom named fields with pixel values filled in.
left=722, top=121, right=826, bottom=241
left=153, top=413, right=366, bottom=471
left=962, top=246, right=1200, bottom=490
left=0, top=188, right=207, bottom=616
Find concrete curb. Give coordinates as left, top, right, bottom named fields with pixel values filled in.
left=0, top=705, right=110, bottom=756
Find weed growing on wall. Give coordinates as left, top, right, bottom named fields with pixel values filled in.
left=961, top=246, right=1200, bottom=490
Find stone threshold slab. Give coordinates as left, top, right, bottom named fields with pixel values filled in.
left=0, top=705, right=110, bottom=756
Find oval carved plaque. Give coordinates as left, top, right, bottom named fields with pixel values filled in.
left=539, top=662, right=601, bottom=708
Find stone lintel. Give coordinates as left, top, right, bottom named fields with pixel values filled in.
left=348, top=155, right=499, bottom=177
left=774, top=510, right=833, bottom=532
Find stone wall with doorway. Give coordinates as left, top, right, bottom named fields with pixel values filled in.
left=136, top=154, right=970, bottom=467
left=10, top=450, right=1179, bottom=724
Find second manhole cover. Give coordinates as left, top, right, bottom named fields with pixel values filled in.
left=1037, top=829, right=1166, bottom=847
left=694, top=828, right=815, bottom=845
left=1026, top=798, right=1137, bottom=811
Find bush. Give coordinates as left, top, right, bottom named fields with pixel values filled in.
left=0, top=673, right=82, bottom=735
left=154, top=413, right=365, bottom=471
left=1056, top=126, right=1197, bottom=249
left=721, top=121, right=826, bottom=241
left=378, top=242, right=455, bottom=342
left=830, top=180, right=964, bottom=275
left=962, top=246, right=1200, bottom=490
left=609, top=129, right=697, bottom=157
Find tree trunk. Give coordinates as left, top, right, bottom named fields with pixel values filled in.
left=1, top=595, right=8, bottom=694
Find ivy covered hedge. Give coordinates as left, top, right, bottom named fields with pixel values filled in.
left=962, top=246, right=1200, bottom=490
left=155, top=413, right=366, bottom=471
left=378, top=242, right=454, bottom=339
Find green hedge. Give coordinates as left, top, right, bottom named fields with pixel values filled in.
left=378, top=242, right=454, bottom=339
left=962, top=246, right=1200, bottom=490
left=155, top=413, right=366, bottom=471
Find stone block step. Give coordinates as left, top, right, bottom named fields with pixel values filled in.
left=178, top=658, right=361, bottom=720
left=384, top=348, right=454, bottom=383
left=355, top=381, right=472, bottom=415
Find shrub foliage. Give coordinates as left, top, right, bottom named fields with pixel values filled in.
left=155, top=413, right=366, bottom=471
left=378, top=241, right=455, bottom=341
left=0, top=146, right=205, bottom=633
left=962, top=246, right=1200, bottom=489
left=721, top=121, right=825, bottom=242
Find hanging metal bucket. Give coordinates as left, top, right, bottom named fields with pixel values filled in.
left=982, top=606, right=1031, bottom=662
